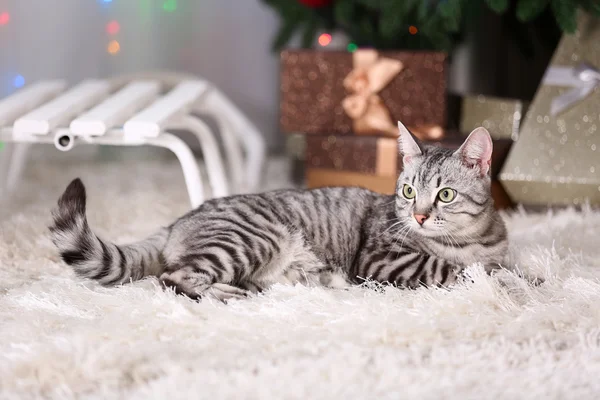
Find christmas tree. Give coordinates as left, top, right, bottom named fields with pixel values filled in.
left=262, top=0, right=600, bottom=52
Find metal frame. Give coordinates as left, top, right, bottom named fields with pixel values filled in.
left=0, top=75, right=267, bottom=208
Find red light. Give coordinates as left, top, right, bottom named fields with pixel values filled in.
left=0, top=12, right=10, bottom=26
left=318, top=33, right=332, bottom=47
left=106, top=20, right=120, bottom=35
left=409, top=26, right=418, bottom=35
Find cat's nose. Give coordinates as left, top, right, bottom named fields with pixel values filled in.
left=414, top=214, right=429, bottom=225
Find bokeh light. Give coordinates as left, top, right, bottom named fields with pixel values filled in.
left=0, top=12, right=10, bottom=26
left=107, top=40, right=120, bottom=55
left=163, top=0, right=177, bottom=12
left=13, top=75, right=25, bottom=88
left=318, top=33, right=332, bottom=47
left=347, top=43, right=358, bottom=52
left=409, top=26, right=418, bottom=35
left=106, top=20, right=120, bottom=35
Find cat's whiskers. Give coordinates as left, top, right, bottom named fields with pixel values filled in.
left=442, top=231, right=463, bottom=264
left=377, top=218, right=405, bottom=238
left=389, top=221, right=411, bottom=242
left=439, top=231, right=456, bottom=262
left=394, top=223, right=414, bottom=253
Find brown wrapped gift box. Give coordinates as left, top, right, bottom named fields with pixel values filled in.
left=280, top=50, right=447, bottom=135
left=304, top=135, right=514, bottom=209
left=305, top=135, right=402, bottom=177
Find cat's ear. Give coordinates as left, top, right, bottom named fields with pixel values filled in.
left=454, top=127, right=493, bottom=176
left=397, top=121, right=422, bottom=164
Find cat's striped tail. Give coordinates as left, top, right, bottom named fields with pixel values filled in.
left=49, top=178, right=169, bottom=286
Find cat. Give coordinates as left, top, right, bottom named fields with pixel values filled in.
left=49, top=121, right=508, bottom=301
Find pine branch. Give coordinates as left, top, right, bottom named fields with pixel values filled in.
left=272, top=19, right=299, bottom=51
left=263, top=0, right=589, bottom=53
left=581, top=0, right=600, bottom=15
left=516, top=0, right=550, bottom=21
left=438, top=0, right=463, bottom=32
left=485, top=0, right=509, bottom=13
left=301, top=16, right=319, bottom=48
left=551, top=0, right=578, bottom=32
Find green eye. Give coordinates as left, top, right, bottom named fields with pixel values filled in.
left=438, top=188, right=456, bottom=203
left=402, top=184, right=416, bottom=199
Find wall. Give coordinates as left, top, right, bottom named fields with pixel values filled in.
left=0, top=0, right=282, bottom=149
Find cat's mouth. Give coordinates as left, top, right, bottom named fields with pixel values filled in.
left=411, top=221, right=445, bottom=237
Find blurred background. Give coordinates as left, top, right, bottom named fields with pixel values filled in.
left=0, top=0, right=598, bottom=208
left=0, top=0, right=281, bottom=148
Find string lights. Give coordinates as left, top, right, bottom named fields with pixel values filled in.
left=13, top=75, right=25, bottom=89
left=3, top=0, right=188, bottom=90
left=1, top=11, right=17, bottom=93
left=0, top=11, right=9, bottom=26
left=318, top=33, right=332, bottom=47
left=107, top=40, right=121, bottom=55
left=102, top=1, right=120, bottom=55
left=163, top=0, right=177, bottom=12
left=106, top=20, right=120, bottom=35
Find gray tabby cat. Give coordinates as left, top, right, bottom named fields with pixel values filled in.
left=50, top=122, right=508, bottom=301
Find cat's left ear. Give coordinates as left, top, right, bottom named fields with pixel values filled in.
left=397, top=121, right=422, bottom=164
left=454, top=127, right=493, bottom=176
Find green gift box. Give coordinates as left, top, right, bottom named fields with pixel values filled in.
left=500, top=12, right=600, bottom=206
left=460, top=95, right=528, bottom=141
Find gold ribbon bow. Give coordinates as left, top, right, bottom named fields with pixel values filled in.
left=341, top=49, right=444, bottom=141
left=342, top=49, right=402, bottom=137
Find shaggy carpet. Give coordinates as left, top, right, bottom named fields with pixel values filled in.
left=1, top=145, right=600, bottom=400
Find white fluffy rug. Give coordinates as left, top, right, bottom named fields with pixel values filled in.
left=1, top=146, right=600, bottom=400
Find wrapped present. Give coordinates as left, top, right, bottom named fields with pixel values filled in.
left=305, top=135, right=402, bottom=177
left=305, top=133, right=515, bottom=209
left=500, top=12, right=600, bottom=206
left=305, top=135, right=401, bottom=195
left=306, top=168, right=400, bottom=195
left=460, top=95, right=528, bottom=141
left=280, top=49, right=447, bottom=141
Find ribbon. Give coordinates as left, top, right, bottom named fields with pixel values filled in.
left=341, top=49, right=444, bottom=141
left=542, top=62, right=600, bottom=116
left=342, top=49, right=402, bottom=137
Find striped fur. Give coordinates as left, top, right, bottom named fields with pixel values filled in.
left=49, top=125, right=507, bottom=301
left=49, top=179, right=168, bottom=286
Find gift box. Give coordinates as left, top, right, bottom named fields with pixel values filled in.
left=305, top=134, right=515, bottom=209
left=305, top=135, right=402, bottom=177
left=304, top=135, right=401, bottom=195
left=500, top=12, right=600, bottom=206
left=280, top=49, right=447, bottom=140
left=460, top=95, right=528, bottom=141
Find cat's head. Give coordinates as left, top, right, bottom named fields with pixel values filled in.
left=394, top=121, right=493, bottom=237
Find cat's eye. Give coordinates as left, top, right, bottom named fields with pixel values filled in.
left=437, top=188, right=456, bottom=203
left=402, top=184, right=416, bottom=199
